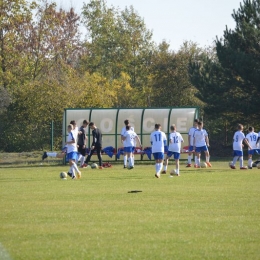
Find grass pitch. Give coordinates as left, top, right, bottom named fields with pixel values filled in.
left=0, top=161, right=260, bottom=260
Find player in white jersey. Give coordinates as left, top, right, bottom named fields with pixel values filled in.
left=122, top=126, right=141, bottom=169
left=187, top=119, right=199, bottom=167
left=150, top=124, right=167, bottom=178
left=42, top=120, right=80, bottom=161
left=245, top=126, right=259, bottom=169
left=162, top=124, right=184, bottom=176
left=193, top=121, right=212, bottom=168
left=121, top=119, right=135, bottom=168
left=66, top=124, right=81, bottom=179
left=230, top=124, right=251, bottom=169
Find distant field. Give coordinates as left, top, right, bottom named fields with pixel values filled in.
left=0, top=162, right=260, bottom=260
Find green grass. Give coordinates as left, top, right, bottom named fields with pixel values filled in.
left=0, top=162, right=260, bottom=260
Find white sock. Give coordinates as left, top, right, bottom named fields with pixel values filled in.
left=188, top=155, right=192, bottom=164
left=206, top=156, right=209, bottom=163
left=164, top=165, right=167, bottom=171
left=72, top=162, right=80, bottom=173
left=156, top=163, right=160, bottom=174
left=78, top=154, right=82, bottom=162
left=132, top=156, right=134, bottom=166
left=129, top=157, right=133, bottom=167
left=80, top=156, right=85, bottom=166
left=248, top=158, right=252, bottom=167
left=239, top=157, right=243, bottom=167
left=159, top=163, right=163, bottom=173
left=124, top=155, right=127, bottom=166
left=69, top=165, right=73, bottom=173
left=194, top=156, right=198, bottom=165
left=71, top=169, right=75, bottom=178
left=232, top=156, right=239, bottom=166
left=197, top=158, right=200, bottom=166
left=47, top=152, right=57, bottom=157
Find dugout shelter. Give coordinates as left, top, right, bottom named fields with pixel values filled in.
left=63, top=107, right=199, bottom=161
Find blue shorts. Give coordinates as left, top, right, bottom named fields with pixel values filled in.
left=124, top=146, right=134, bottom=153
left=167, top=151, right=180, bottom=160
left=67, top=152, right=78, bottom=161
left=248, top=149, right=260, bottom=155
left=233, top=150, right=243, bottom=157
left=188, top=145, right=194, bottom=152
left=195, top=146, right=208, bottom=153
left=153, top=152, right=164, bottom=160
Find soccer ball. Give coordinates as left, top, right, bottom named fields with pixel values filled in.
left=60, top=172, right=67, bottom=179
left=200, top=162, right=207, bottom=168
left=170, top=169, right=178, bottom=176
left=91, top=163, right=98, bottom=169
left=257, top=163, right=260, bottom=169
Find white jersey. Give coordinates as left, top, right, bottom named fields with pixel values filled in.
left=193, top=129, right=208, bottom=147
left=246, top=132, right=258, bottom=150
left=123, top=130, right=137, bottom=147
left=168, top=132, right=184, bottom=153
left=66, top=131, right=77, bottom=153
left=121, top=126, right=134, bottom=147
left=150, top=130, right=167, bottom=153
left=188, top=127, right=197, bottom=146
left=233, top=131, right=245, bottom=151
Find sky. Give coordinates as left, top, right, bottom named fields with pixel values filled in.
left=57, top=0, right=242, bottom=51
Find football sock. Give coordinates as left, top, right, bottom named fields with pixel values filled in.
left=47, top=152, right=57, bottom=157
left=197, top=158, right=200, bottom=166
left=159, top=162, right=163, bottom=173
left=206, top=156, right=210, bottom=163
left=232, top=156, right=239, bottom=166
left=194, top=156, right=198, bottom=165
left=72, top=162, right=80, bottom=173
left=248, top=158, right=252, bottom=167
left=132, top=156, right=134, bottom=166
left=80, top=156, right=85, bottom=166
left=188, top=155, right=192, bottom=164
left=239, top=157, right=243, bottom=167
left=129, top=157, right=133, bottom=167
left=124, top=155, right=127, bottom=166
left=164, top=165, right=167, bottom=171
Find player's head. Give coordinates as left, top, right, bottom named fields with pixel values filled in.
left=89, top=122, right=95, bottom=130
left=124, top=119, right=130, bottom=126
left=67, top=124, right=73, bottom=132
left=83, top=120, right=89, bottom=127
left=126, top=125, right=131, bottom=131
left=237, top=124, right=243, bottom=131
left=194, top=119, right=199, bottom=127
left=170, top=124, right=176, bottom=132
left=197, top=121, right=203, bottom=129
left=70, top=120, right=76, bottom=129
left=248, top=126, right=254, bottom=132
left=155, top=124, right=161, bottom=130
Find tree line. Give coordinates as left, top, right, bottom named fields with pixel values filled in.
left=0, top=0, right=259, bottom=153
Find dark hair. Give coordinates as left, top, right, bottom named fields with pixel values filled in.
left=124, top=119, right=129, bottom=126
left=248, top=126, right=254, bottom=132
left=170, top=124, right=176, bottom=131
left=194, top=119, right=199, bottom=123
left=89, top=122, right=94, bottom=127
left=155, top=124, right=161, bottom=130
left=83, top=120, right=89, bottom=125
left=198, top=121, right=203, bottom=126
left=70, top=120, right=76, bottom=125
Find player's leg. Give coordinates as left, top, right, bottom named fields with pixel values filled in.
left=187, top=146, right=193, bottom=167
left=96, top=146, right=103, bottom=169
left=205, top=149, right=212, bottom=167
left=248, top=151, right=253, bottom=169
left=123, top=147, right=128, bottom=168
left=174, top=153, right=180, bottom=175
left=84, top=149, right=94, bottom=166
left=195, top=148, right=201, bottom=168
left=128, top=151, right=134, bottom=169
left=163, top=152, right=171, bottom=173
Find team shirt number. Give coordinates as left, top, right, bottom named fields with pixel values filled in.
left=154, top=133, right=161, bottom=142
left=172, top=136, right=179, bottom=143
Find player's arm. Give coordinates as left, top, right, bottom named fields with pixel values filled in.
left=256, top=136, right=260, bottom=145
left=91, top=131, right=97, bottom=149
left=122, top=135, right=127, bottom=141
left=135, top=135, right=142, bottom=147
left=205, top=136, right=210, bottom=147
left=163, top=134, right=167, bottom=146
left=243, top=138, right=252, bottom=150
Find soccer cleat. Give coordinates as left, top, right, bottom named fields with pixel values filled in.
left=240, top=166, right=248, bottom=170
left=186, top=164, right=192, bottom=167
left=124, top=165, right=127, bottom=169
left=161, top=170, right=167, bottom=174
left=194, top=164, right=200, bottom=168
left=129, top=166, right=134, bottom=170
left=67, top=172, right=72, bottom=177
left=82, top=163, right=88, bottom=168
left=72, top=175, right=77, bottom=180
left=99, top=166, right=103, bottom=169
left=230, top=165, right=236, bottom=169
left=76, top=171, right=81, bottom=179
left=206, top=162, right=212, bottom=167
left=248, top=167, right=252, bottom=169
left=155, top=173, right=160, bottom=178
left=42, top=152, right=47, bottom=161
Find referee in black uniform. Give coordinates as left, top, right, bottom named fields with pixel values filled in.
left=84, top=122, right=103, bottom=169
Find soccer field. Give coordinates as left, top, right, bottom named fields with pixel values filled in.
left=0, top=162, right=260, bottom=260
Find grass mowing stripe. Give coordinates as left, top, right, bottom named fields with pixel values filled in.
left=0, top=162, right=260, bottom=259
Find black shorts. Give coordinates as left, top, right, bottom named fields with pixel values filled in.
left=78, top=145, right=86, bottom=156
